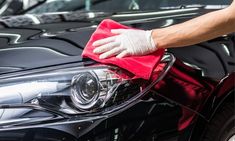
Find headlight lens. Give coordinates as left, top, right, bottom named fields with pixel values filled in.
left=71, top=72, right=100, bottom=110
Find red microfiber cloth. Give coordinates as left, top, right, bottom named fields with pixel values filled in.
left=82, top=19, right=165, bottom=80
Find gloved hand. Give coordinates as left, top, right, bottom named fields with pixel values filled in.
left=92, top=29, right=157, bottom=59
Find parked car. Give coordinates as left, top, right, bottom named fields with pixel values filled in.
left=0, top=0, right=234, bottom=141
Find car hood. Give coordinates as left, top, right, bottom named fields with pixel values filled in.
left=0, top=8, right=210, bottom=74
left=0, top=23, right=96, bottom=74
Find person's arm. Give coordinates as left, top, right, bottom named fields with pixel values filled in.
left=153, top=1, right=235, bottom=49
left=93, top=1, right=235, bottom=59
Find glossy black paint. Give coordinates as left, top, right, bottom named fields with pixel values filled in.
left=0, top=7, right=234, bottom=141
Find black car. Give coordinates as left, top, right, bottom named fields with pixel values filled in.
left=0, top=0, right=234, bottom=141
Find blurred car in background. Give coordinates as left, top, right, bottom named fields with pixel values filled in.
left=0, top=0, right=234, bottom=141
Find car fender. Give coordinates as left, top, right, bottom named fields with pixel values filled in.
left=188, top=72, right=234, bottom=141
left=202, top=72, right=235, bottom=120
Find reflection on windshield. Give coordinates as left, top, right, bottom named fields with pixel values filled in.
left=26, top=0, right=232, bottom=14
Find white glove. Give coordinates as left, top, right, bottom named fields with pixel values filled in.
left=92, top=29, right=157, bottom=59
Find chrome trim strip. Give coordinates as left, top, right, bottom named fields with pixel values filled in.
left=119, top=13, right=198, bottom=25
left=112, top=8, right=199, bottom=18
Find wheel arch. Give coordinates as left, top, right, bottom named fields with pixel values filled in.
left=188, top=72, right=235, bottom=141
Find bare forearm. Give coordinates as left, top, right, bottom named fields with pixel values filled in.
left=152, top=3, right=235, bottom=49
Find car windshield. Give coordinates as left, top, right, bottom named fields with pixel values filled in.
left=26, top=0, right=232, bottom=14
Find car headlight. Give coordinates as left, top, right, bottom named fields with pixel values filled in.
left=0, top=65, right=142, bottom=114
